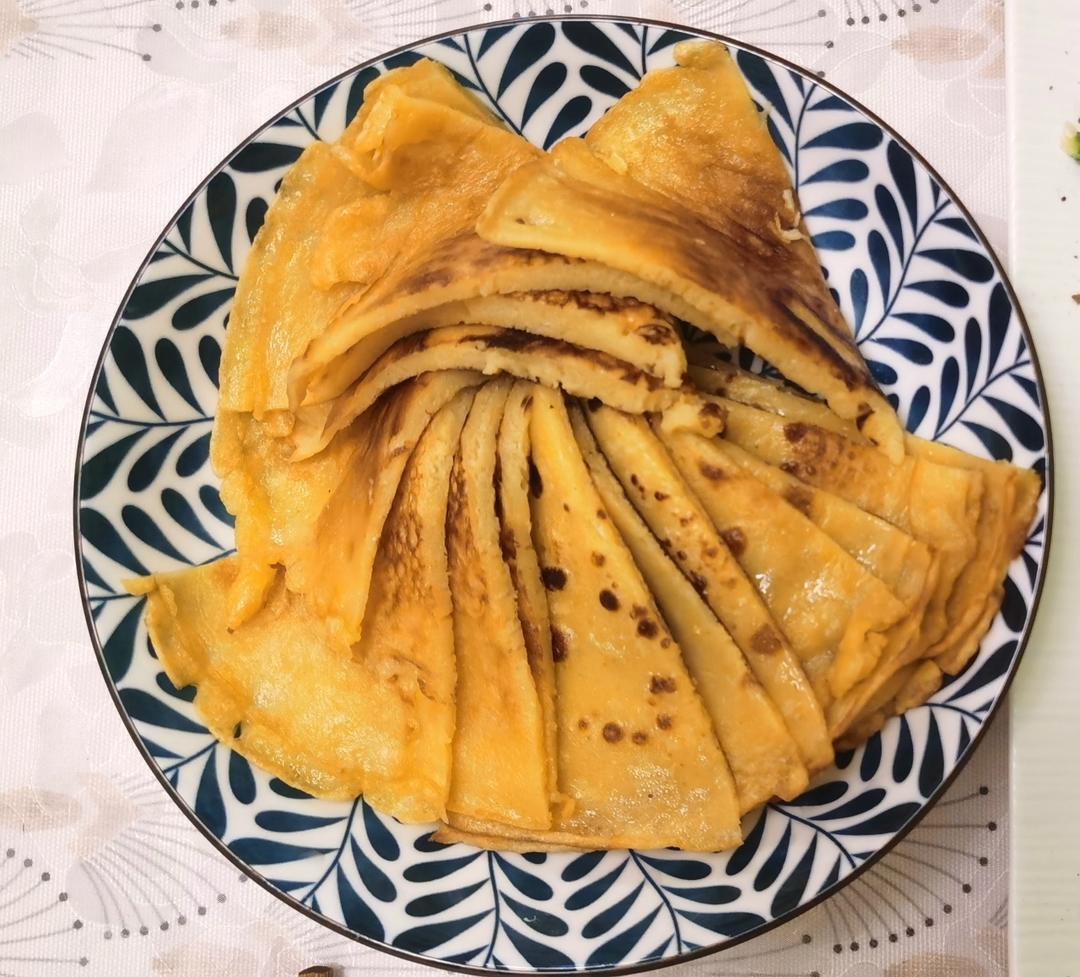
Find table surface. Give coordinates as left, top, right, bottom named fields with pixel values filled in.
left=0, top=0, right=1062, bottom=974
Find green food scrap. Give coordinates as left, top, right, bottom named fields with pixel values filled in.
left=1065, top=123, right=1080, bottom=162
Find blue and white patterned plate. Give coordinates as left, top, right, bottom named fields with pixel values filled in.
left=74, top=16, right=1052, bottom=974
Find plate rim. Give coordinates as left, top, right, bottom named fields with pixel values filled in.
left=70, top=13, right=1057, bottom=975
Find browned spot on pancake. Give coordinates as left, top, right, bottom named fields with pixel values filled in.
left=751, top=625, right=782, bottom=655
left=599, top=589, right=620, bottom=611
left=401, top=267, right=452, bottom=295
left=784, top=486, right=814, bottom=516
left=699, top=401, right=726, bottom=424
left=630, top=604, right=647, bottom=620
left=742, top=671, right=761, bottom=690
left=636, top=322, right=677, bottom=345
left=629, top=473, right=639, bottom=487
left=679, top=515, right=692, bottom=527
left=699, top=461, right=726, bottom=481
left=552, top=628, right=569, bottom=663
left=654, top=491, right=669, bottom=501
left=784, top=422, right=809, bottom=444
left=474, top=329, right=539, bottom=353
left=649, top=675, right=676, bottom=694
left=660, top=637, right=671, bottom=649
left=562, top=502, right=570, bottom=512
left=780, top=461, right=799, bottom=475
left=676, top=549, right=687, bottom=560
left=703, top=545, right=719, bottom=558
left=720, top=527, right=747, bottom=557
left=528, top=460, right=543, bottom=498
left=541, top=567, right=567, bottom=591
left=689, top=572, right=708, bottom=596
left=602, top=722, right=623, bottom=743
left=591, top=552, right=606, bottom=567
left=596, top=509, right=607, bottom=520
left=498, top=526, right=517, bottom=563
left=637, top=618, right=659, bottom=639
left=632, top=731, right=649, bottom=745
left=578, top=717, right=589, bottom=730
left=656, top=714, right=673, bottom=730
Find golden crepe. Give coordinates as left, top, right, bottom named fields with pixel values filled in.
left=130, top=45, right=1041, bottom=854
left=713, top=396, right=984, bottom=649
left=580, top=403, right=831, bottom=772
left=131, top=387, right=472, bottom=817
left=492, top=386, right=742, bottom=851
left=213, top=370, right=480, bottom=632
left=477, top=51, right=904, bottom=461
left=568, top=404, right=808, bottom=811
left=293, top=324, right=679, bottom=459
left=496, top=382, right=564, bottom=814
left=445, top=381, right=552, bottom=829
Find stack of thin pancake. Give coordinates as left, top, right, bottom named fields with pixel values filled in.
left=132, top=45, right=1039, bottom=852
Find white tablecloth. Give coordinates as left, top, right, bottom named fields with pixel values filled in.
left=0, top=1, right=1016, bottom=974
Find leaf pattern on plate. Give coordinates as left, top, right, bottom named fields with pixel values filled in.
left=75, top=19, right=1050, bottom=973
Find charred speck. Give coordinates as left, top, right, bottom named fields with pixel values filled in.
left=784, top=422, right=809, bottom=443
left=528, top=460, right=543, bottom=497
left=699, top=461, right=726, bottom=481
left=591, top=552, right=606, bottom=567
left=552, top=628, right=569, bottom=662
left=599, top=589, right=620, bottom=611
left=632, top=731, right=649, bottom=745
left=654, top=491, right=669, bottom=501
left=602, top=722, right=623, bottom=743
left=656, top=714, right=673, bottom=730
left=650, top=675, right=676, bottom=694
left=637, top=619, right=659, bottom=639
left=689, top=573, right=708, bottom=596
left=541, top=567, right=567, bottom=591
left=751, top=625, right=782, bottom=654
left=720, top=527, right=747, bottom=557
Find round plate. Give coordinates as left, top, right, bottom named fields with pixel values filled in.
left=74, top=16, right=1052, bottom=975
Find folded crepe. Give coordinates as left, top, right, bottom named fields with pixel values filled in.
left=477, top=41, right=904, bottom=462
left=496, top=382, right=565, bottom=815
left=712, top=395, right=984, bottom=653
left=569, top=404, right=808, bottom=812
left=293, top=324, right=680, bottom=459
left=579, top=403, right=832, bottom=772
left=450, top=386, right=742, bottom=851
left=445, top=380, right=553, bottom=830
left=213, top=370, right=480, bottom=632
left=129, top=387, right=473, bottom=817
left=654, top=422, right=909, bottom=704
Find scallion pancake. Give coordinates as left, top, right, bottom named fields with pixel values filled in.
left=569, top=404, right=807, bottom=811
left=446, top=380, right=552, bottom=830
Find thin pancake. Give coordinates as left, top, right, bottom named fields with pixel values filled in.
left=715, top=396, right=984, bottom=652
left=496, top=382, right=565, bottom=815
left=569, top=404, right=807, bottom=811
left=656, top=425, right=907, bottom=711
left=218, top=141, right=369, bottom=418
left=306, top=290, right=685, bottom=414
left=477, top=136, right=903, bottom=461
left=293, top=325, right=679, bottom=459
left=212, top=370, right=480, bottom=632
left=446, top=380, right=552, bottom=830
left=518, top=386, right=742, bottom=851
left=289, top=84, right=541, bottom=404
left=131, top=382, right=469, bottom=820
left=581, top=404, right=832, bottom=772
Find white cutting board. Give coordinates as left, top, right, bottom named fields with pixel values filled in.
left=1007, top=1, right=1080, bottom=972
